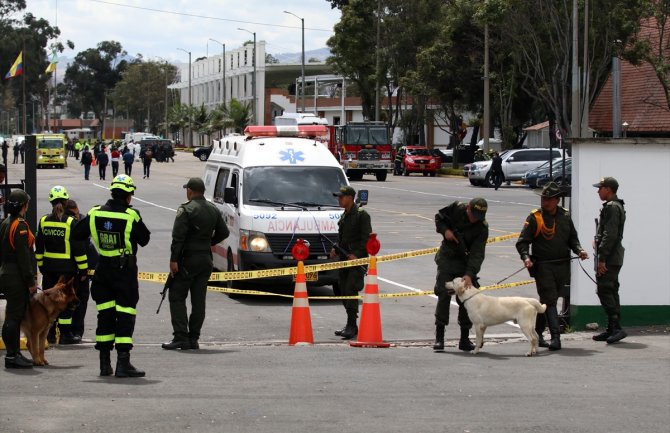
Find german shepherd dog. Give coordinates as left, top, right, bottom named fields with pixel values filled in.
left=21, top=277, right=79, bottom=366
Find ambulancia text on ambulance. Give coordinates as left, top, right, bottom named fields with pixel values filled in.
left=202, top=125, right=360, bottom=290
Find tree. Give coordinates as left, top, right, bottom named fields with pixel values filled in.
left=1, top=4, right=68, bottom=133
left=112, top=60, right=177, bottom=134
left=327, top=0, right=378, bottom=119
left=625, top=0, right=670, bottom=110
left=226, top=98, right=252, bottom=133
left=167, top=104, right=191, bottom=146
left=266, top=53, right=279, bottom=64
left=61, top=41, right=129, bottom=120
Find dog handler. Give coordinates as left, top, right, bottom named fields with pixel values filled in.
left=36, top=185, right=88, bottom=345
left=162, top=177, right=229, bottom=350
left=432, top=197, right=489, bottom=352
left=73, top=175, right=150, bottom=377
left=0, top=190, right=38, bottom=369
left=516, top=182, right=588, bottom=351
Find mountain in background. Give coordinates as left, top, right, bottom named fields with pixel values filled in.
left=272, top=47, right=330, bottom=63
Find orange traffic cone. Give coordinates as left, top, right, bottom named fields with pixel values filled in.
left=288, top=261, right=314, bottom=345
left=91, top=156, right=96, bottom=166
left=350, top=255, right=390, bottom=348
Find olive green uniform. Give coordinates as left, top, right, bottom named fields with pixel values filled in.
left=169, top=196, right=229, bottom=342
left=336, top=204, right=372, bottom=315
left=516, top=207, right=584, bottom=306
left=595, top=196, right=626, bottom=318
left=0, top=216, right=36, bottom=358
left=433, top=202, right=488, bottom=327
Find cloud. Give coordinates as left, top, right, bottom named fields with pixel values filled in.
left=24, top=0, right=340, bottom=61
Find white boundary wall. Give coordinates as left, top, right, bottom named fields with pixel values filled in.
left=571, top=138, right=670, bottom=307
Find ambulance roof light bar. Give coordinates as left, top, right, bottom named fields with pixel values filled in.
left=244, top=125, right=328, bottom=138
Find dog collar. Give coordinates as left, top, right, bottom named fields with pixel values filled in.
left=461, top=290, right=482, bottom=305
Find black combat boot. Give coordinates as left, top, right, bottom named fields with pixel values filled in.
left=546, top=305, right=561, bottom=351
left=536, top=313, right=549, bottom=347
left=458, top=327, right=475, bottom=352
left=161, top=339, right=191, bottom=350
left=433, top=325, right=445, bottom=351
left=99, top=350, right=113, bottom=376
left=592, top=318, right=613, bottom=342
left=606, top=317, right=627, bottom=344
left=334, top=325, right=347, bottom=337
left=189, top=338, right=199, bottom=350
left=3, top=320, right=33, bottom=369
left=59, top=331, right=82, bottom=345
left=5, top=352, right=34, bottom=369
left=340, top=313, right=358, bottom=340
left=115, top=352, right=145, bottom=378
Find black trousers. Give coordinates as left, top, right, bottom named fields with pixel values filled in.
left=434, top=268, right=473, bottom=329
left=91, top=261, right=139, bottom=352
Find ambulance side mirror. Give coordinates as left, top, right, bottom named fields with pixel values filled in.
left=224, top=187, right=238, bottom=206
left=356, top=189, right=369, bottom=206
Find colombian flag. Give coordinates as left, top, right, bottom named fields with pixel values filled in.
left=5, top=51, right=23, bottom=79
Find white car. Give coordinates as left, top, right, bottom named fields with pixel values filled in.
left=468, top=148, right=564, bottom=187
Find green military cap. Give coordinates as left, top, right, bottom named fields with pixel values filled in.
left=469, top=197, right=488, bottom=220
left=333, top=185, right=356, bottom=197
left=540, top=181, right=563, bottom=198
left=183, top=177, right=206, bottom=193
left=592, top=176, right=619, bottom=190
left=8, top=189, right=30, bottom=205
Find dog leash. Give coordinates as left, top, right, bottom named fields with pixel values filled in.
left=495, top=256, right=580, bottom=285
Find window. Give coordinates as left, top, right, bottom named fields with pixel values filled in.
left=243, top=167, right=347, bottom=206
left=213, top=168, right=230, bottom=204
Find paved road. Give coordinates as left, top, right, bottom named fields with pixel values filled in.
left=2, top=156, right=668, bottom=433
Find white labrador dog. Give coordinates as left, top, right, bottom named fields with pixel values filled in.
left=447, top=278, right=546, bottom=357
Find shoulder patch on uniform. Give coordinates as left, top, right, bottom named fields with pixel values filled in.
left=176, top=207, right=185, bottom=217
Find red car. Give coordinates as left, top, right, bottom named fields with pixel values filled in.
left=398, top=146, right=439, bottom=177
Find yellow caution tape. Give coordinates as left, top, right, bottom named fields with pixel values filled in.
left=202, top=279, right=535, bottom=300
left=134, top=232, right=521, bottom=283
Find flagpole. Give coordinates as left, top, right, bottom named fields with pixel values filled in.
left=22, top=42, right=27, bottom=134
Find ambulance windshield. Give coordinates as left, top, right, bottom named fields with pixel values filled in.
left=243, top=166, right=347, bottom=207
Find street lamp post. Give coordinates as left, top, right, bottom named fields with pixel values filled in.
left=209, top=39, right=226, bottom=107
left=284, top=11, right=305, bottom=113
left=177, top=48, right=192, bottom=147
left=238, top=28, right=256, bottom=124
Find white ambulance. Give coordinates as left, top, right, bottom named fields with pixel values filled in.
left=202, top=125, right=354, bottom=289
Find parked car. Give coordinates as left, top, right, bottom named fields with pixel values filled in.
left=522, top=157, right=571, bottom=188
left=397, top=145, right=440, bottom=176
left=193, top=145, right=213, bottom=161
left=430, top=148, right=449, bottom=167
left=468, top=148, right=564, bottom=187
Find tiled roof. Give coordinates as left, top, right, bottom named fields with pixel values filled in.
left=590, top=17, right=670, bottom=134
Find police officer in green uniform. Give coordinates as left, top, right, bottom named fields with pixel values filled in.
left=516, top=182, right=588, bottom=351
left=36, top=185, right=88, bottom=345
left=73, top=175, right=150, bottom=377
left=432, top=197, right=489, bottom=352
left=162, top=177, right=229, bottom=350
left=592, top=177, right=627, bottom=344
left=330, top=186, right=372, bottom=340
left=1, top=190, right=37, bottom=369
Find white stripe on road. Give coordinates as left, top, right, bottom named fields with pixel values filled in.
left=93, top=183, right=177, bottom=212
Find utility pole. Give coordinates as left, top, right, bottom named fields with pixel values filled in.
left=374, top=0, right=381, bottom=121
left=177, top=48, right=192, bottom=146
left=483, top=22, right=490, bottom=152
left=284, top=11, right=305, bottom=113
left=570, top=0, right=580, bottom=139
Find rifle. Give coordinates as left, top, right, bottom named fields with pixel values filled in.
left=156, top=273, right=173, bottom=314
left=594, top=218, right=600, bottom=273
left=319, top=233, right=368, bottom=272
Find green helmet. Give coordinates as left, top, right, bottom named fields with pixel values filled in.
left=49, top=185, right=70, bottom=202
left=110, top=174, right=136, bottom=193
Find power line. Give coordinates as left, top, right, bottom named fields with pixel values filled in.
left=89, top=0, right=333, bottom=32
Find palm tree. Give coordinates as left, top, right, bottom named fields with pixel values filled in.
left=167, top=104, right=191, bottom=147
left=192, top=104, right=209, bottom=147
left=227, top=99, right=252, bottom=133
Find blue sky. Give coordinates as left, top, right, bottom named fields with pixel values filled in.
left=23, top=0, right=341, bottom=61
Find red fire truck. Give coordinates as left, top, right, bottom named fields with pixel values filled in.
left=328, top=121, right=393, bottom=181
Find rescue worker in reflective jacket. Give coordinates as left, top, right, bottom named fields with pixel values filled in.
left=73, top=175, right=150, bottom=377
left=592, top=177, right=627, bottom=344
left=433, top=198, right=488, bottom=352
left=330, top=186, right=372, bottom=340
left=162, top=177, right=229, bottom=350
left=516, top=182, right=588, bottom=351
left=1, top=190, right=37, bottom=369
left=36, top=185, right=88, bottom=345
